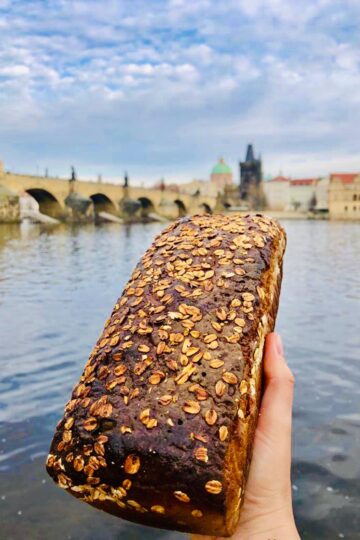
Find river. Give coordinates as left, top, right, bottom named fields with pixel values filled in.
left=0, top=220, right=359, bottom=540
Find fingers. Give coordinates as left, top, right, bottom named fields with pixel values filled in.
left=256, top=333, right=295, bottom=441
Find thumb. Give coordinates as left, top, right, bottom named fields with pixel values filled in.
left=256, top=332, right=295, bottom=443
left=244, top=332, right=295, bottom=503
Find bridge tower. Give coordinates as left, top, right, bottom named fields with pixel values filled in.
left=239, top=144, right=262, bottom=200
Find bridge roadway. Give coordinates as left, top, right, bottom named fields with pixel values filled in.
left=1, top=170, right=216, bottom=221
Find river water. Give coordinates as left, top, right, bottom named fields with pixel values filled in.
left=0, top=220, right=359, bottom=540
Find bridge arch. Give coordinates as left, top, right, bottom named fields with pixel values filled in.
left=201, top=202, right=213, bottom=214
left=138, top=197, right=154, bottom=218
left=25, top=188, right=63, bottom=218
left=90, top=193, right=117, bottom=215
left=174, top=199, right=187, bottom=217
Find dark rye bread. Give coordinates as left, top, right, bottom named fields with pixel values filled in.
left=46, top=214, right=286, bottom=537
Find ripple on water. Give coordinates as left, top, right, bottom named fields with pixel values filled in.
left=0, top=220, right=359, bottom=539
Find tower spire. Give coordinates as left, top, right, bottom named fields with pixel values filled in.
left=245, top=144, right=254, bottom=162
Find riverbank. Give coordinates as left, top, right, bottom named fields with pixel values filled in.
left=225, top=209, right=329, bottom=220
left=0, top=209, right=328, bottom=226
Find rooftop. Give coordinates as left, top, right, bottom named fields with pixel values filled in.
left=269, top=175, right=290, bottom=183
left=330, top=173, right=358, bottom=184
left=290, top=178, right=317, bottom=186
left=211, top=158, right=232, bottom=175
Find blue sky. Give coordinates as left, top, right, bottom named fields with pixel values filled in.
left=0, top=0, right=360, bottom=184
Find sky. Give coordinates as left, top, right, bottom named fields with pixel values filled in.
left=0, top=0, right=360, bottom=185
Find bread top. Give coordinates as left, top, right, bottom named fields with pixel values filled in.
left=47, top=214, right=286, bottom=521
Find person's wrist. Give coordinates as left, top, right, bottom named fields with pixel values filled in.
left=239, top=522, right=299, bottom=540
left=237, top=505, right=300, bottom=540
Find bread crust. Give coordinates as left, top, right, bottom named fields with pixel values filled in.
left=46, top=214, right=286, bottom=536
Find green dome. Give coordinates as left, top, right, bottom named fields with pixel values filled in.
left=211, top=158, right=232, bottom=175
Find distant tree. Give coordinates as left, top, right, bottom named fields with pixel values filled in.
left=308, top=194, right=317, bottom=211
left=248, top=183, right=267, bottom=210
left=291, top=200, right=301, bottom=211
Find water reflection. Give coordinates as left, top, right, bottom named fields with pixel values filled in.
left=0, top=220, right=359, bottom=539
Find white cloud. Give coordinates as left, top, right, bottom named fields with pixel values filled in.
left=0, top=65, right=30, bottom=76
left=0, top=0, right=360, bottom=181
left=334, top=43, right=360, bottom=71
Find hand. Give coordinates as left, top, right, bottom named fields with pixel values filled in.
left=191, top=333, right=300, bottom=540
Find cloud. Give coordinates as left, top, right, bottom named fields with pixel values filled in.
left=0, top=0, right=360, bottom=182
left=0, top=65, right=30, bottom=76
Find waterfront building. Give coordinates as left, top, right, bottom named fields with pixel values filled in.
left=315, top=177, right=329, bottom=213
left=288, top=178, right=318, bottom=212
left=210, top=158, right=233, bottom=192
left=263, top=176, right=290, bottom=211
left=328, top=173, right=360, bottom=220
left=263, top=175, right=323, bottom=213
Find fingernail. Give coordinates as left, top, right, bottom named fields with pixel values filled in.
left=275, top=333, right=284, bottom=356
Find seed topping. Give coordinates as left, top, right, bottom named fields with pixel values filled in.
left=183, top=400, right=201, bottom=414
left=205, top=480, right=222, bottom=494
left=219, top=426, right=229, bottom=441
left=222, top=372, right=238, bottom=385
left=173, top=490, right=191, bottom=503
left=215, top=380, right=227, bottom=397
left=204, top=409, right=218, bottom=426
left=194, top=447, right=209, bottom=463
left=151, top=505, right=165, bottom=514
left=124, top=454, right=140, bottom=475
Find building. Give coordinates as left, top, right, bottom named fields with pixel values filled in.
left=315, top=177, right=329, bottom=213
left=179, top=158, right=233, bottom=199
left=263, top=176, right=290, bottom=211
left=239, top=144, right=262, bottom=200
left=329, top=173, right=360, bottom=220
left=210, top=158, right=233, bottom=192
left=288, top=178, right=318, bottom=211
left=263, top=175, right=325, bottom=213
left=179, top=179, right=217, bottom=198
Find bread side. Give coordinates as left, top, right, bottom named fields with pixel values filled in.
left=46, top=214, right=286, bottom=537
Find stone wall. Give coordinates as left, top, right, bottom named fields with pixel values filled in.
left=0, top=192, right=20, bottom=222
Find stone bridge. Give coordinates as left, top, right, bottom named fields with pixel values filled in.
left=0, top=169, right=216, bottom=221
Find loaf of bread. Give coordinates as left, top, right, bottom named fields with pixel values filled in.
left=46, top=214, right=286, bottom=537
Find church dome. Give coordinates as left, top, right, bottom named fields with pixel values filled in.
left=211, top=158, right=232, bottom=175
